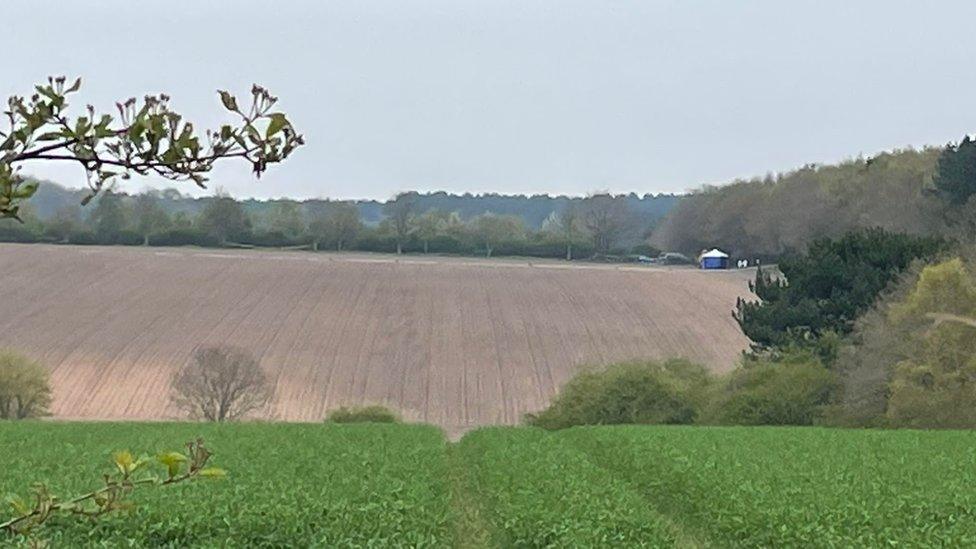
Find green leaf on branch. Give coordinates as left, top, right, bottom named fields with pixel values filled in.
left=197, top=468, right=227, bottom=479
left=113, top=450, right=134, bottom=476
left=5, top=496, right=28, bottom=517
left=66, top=77, right=82, bottom=94
left=218, top=90, right=239, bottom=113
left=157, top=452, right=187, bottom=479
left=266, top=113, right=289, bottom=138
left=12, top=182, right=38, bottom=199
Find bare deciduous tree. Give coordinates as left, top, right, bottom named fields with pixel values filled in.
left=171, top=346, right=271, bottom=422
left=581, top=193, right=632, bottom=255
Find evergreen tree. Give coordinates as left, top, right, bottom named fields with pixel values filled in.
left=734, top=228, right=948, bottom=356
left=89, top=190, right=127, bottom=243
left=933, top=135, right=976, bottom=206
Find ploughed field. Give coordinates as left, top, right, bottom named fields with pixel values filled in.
left=0, top=244, right=752, bottom=428
left=2, top=423, right=975, bottom=547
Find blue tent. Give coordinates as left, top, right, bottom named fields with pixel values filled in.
left=699, top=248, right=730, bottom=270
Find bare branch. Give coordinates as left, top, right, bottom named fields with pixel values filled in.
left=925, top=312, right=976, bottom=329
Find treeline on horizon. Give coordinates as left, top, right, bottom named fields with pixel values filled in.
left=7, top=135, right=976, bottom=262
left=0, top=183, right=677, bottom=260
left=652, top=145, right=965, bottom=258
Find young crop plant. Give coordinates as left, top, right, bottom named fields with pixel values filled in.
left=1, top=438, right=225, bottom=542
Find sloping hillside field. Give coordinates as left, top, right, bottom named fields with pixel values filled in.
left=0, top=244, right=752, bottom=427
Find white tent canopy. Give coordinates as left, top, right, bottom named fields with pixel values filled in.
left=700, top=248, right=730, bottom=258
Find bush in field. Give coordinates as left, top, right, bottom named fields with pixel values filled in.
left=0, top=350, right=51, bottom=419
left=525, top=359, right=711, bottom=429
left=327, top=405, right=400, bottom=423
left=710, top=350, right=835, bottom=425
left=171, top=346, right=271, bottom=422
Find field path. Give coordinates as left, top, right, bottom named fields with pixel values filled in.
left=0, top=244, right=754, bottom=429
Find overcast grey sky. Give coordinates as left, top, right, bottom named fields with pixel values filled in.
left=3, top=1, right=975, bottom=200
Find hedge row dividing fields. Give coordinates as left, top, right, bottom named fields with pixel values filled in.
left=3, top=423, right=976, bottom=547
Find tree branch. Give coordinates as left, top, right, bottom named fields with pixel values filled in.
left=926, top=313, right=976, bottom=329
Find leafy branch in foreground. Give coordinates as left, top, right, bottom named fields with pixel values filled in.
left=1, top=76, right=304, bottom=220
left=1, top=438, right=225, bottom=537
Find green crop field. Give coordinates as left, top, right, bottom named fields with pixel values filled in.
left=3, top=423, right=976, bottom=547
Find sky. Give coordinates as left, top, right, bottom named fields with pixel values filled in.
left=2, top=0, right=975, bottom=201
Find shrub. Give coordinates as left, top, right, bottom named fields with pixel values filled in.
left=711, top=351, right=835, bottom=426
left=0, top=221, right=41, bottom=243
left=67, top=229, right=97, bottom=245
left=241, top=230, right=310, bottom=248
left=353, top=232, right=401, bottom=254
left=525, top=359, right=712, bottom=429
left=326, top=405, right=400, bottom=423
left=0, top=350, right=52, bottom=419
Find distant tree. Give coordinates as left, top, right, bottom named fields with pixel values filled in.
left=0, top=350, right=52, bottom=419
left=581, top=193, right=631, bottom=255
left=330, top=202, right=363, bottom=251
left=305, top=202, right=330, bottom=252
left=933, top=135, right=976, bottom=207
left=0, top=76, right=303, bottom=222
left=734, top=229, right=948, bottom=354
left=470, top=212, right=524, bottom=258
left=413, top=209, right=448, bottom=254
left=198, top=195, right=251, bottom=245
left=160, top=188, right=185, bottom=201
left=265, top=200, right=306, bottom=240
left=171, top=346, right=272, bottom=422
left=557, top=204, right=583, bottom=260
left=88, top=190, right=128, bottom=243
left=384, top=192, right=418, bottom=254
left=308, top=201, right=361, bottom=252
left=133, top=192, right=171, bottom=245
left=45, top=204, right=82, bottom=242
left=171, top=211, right=193, bottom=230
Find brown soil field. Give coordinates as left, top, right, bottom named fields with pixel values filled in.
left=0, top=244, right=755, bottom=432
